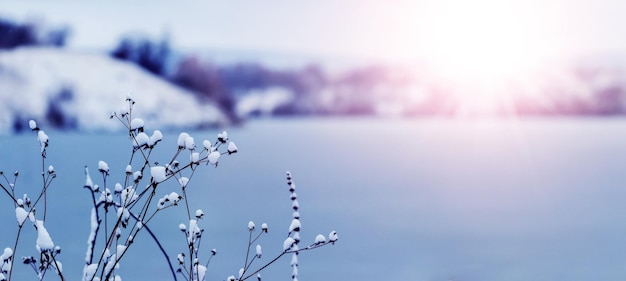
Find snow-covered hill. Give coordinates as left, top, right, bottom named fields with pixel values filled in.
left=0, top=47, right=229, bottom=133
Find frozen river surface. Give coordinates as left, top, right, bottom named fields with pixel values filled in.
left=1, top=118, right=626, bottom=281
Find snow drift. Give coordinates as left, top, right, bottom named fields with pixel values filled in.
left=0, top=47, right=229, bottom=133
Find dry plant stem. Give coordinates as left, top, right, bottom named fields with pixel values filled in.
left=0, top=182, right=17, bottom=205
left=118, top=213, right=178, bottom=281
left=88, top=124, right=176, bottom=281
left=241, top=243, right=331, bottom=281
left=203, top=253, right=214, bottom=269
left=85, top=187, right=101, bottom=265
left=1, top=172, right=18, bottom=203
left=94, top=201, right=134, bottom=280
left=7, top=226, right=23, bottom=281
left=8, top=170, right=56, bottom=281
left=186, top=238, right=194, bottom=281
left=241, top=231, right=263, bottom=275
left=85, top=185, right=176, bottom=281
left=91, top=199, right=130, bottom=281
left=41, top=155, right=46, bottom=221
left=181, top=187, right=191, bottom=220
left=181, top=164, right=201, bottom=220
left=50, top=254, right=65, bottom=281
left=92, top=132, right=151, bottom=276
left=103, top=209, right=108, bottom=249
left=241, top=252, right=286, bottom=281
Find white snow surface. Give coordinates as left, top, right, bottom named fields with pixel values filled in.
left=38, top=130, right=49, bottom=146
left=0, top=47, right=228, bottom=133
left=290, top=252, right=298, bottom=266
left=130, top=118, right=144, bottom=130
left=85, top=208, right=98, bottom=263
left=283, top=237, right=295, bottom=251
left=289, top=219, right=301, bottom=233
left=133, top=171, right=142, bottom=182
left=177, top=132, right=190, bottom=147
left=133, top=132, right=149, bottom=148
left=121, top=187, right=138, bottom=205
left=202, top=140, right=212, bottom=151
left=187, top=220, right=201, bottom=245
left=15, top=207, right=29, bottom=226
left=103, top=245, right=127, bottom=278
left=208, top=151, right=220, bottom=164
left=227, top=141, right=238, bottom=154
left=235, top=87, right=294, bottom=118
left=184, top=136, right=196, bottom=150
left=329, top=230, right=338, bottom=242
left=166, top=192, right=181, bottom=203
left=35, top=220, right=55, bottom=252
left=190, top=152, right=200, bottom=164
left=197, top=265, right=207, bottom=281
left=1, top=247, right=12, bottom=260
left=0, top=248, right=12, bottom=278
left=117, top=207, right=130, bottom=223
left=255, top=244, right=262, bottom=258
left=149, top=130, right=163, bottom=146
left=178, top=177, right=189, bottom=188
left=98, top=160, right=109, bottom=173
left=82, top=263, right=98, bottom=281
left=292, top=265, right=299, bottom=278
left=195, top=209, right=204, bottom=218
left=150, top=166, right=167, bottom=183
left=315, top=234, right=326, bottom=244
left=217, top=131, right=228, bottom=142
left=84, top=167, right=94, bottom=190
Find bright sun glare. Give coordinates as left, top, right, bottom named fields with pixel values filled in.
left=414, top=0, right=548, bottom=115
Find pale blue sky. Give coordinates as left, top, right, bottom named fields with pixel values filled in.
left=2, top=0, right=626, bottom=62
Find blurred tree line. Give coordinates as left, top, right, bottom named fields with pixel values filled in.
left=107, top=33, right=447, bottom=119
left=108, top=33, right=626, bottom=119
left=1, top=14, right=624, bottom=120
left=0, top=17, right=70, bottom=49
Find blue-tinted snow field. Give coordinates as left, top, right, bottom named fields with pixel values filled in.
left=1, top=118, right=626, bottom=281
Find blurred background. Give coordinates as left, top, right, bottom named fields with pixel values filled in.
left=2, top=1, right=626, bottom=281
left=1, top=0, right=626, bottom=131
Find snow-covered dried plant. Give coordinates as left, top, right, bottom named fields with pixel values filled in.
left=82, top=96, right=244, bottom=281
left=186, top=171, right=337, bottom=281
left=0, top=120, right=64, bottom=281
left=1, top=96, right=336, bottom=281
